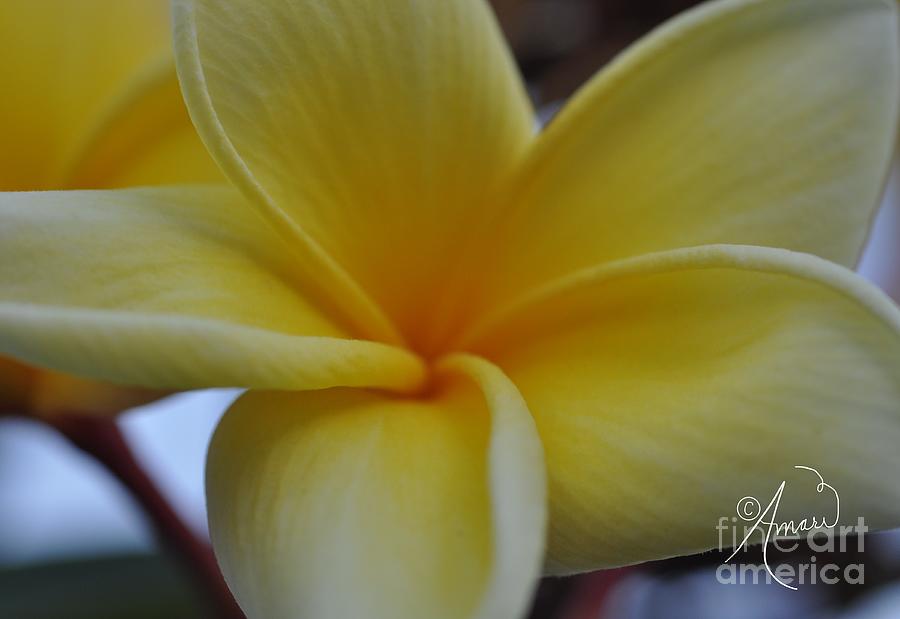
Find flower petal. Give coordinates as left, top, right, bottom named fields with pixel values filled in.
left=438, top=354, right=547, bottom=619
left=173, top=0, right=534, bottom=346
left=27, top=368, right=164, bottom=418
left=0, top=356, right=166, bottom=417
left=0, top=187, right=424, bottom=392
left=0, top=357, right=35, bottom=414
left=0, top=2, right=223, bottom=415
left=207, top=357, right=545, bottom=619
left=472, top=244, right=900, bottom=573
left=0, top=0, right=174, bottom=189
left=483, top=0, right=899, bottom=308
left=60, top=58, right=222, bottom=189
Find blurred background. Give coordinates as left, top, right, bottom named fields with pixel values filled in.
left=3, top=1, right=900, bottom=617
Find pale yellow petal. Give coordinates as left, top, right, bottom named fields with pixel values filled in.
left=473, top=245, right=900, bottom=573
left=207, top=357, right=545, bottom=619
left=437, top=354, right=547, bottom=619
left=61, top=59, right=222, bottom=189
left=0, top=0, right=173, bottom=189
left=0, top=187, right=424, bottom=392
left=480, top=0, right=899, bottom=311
left=1, top=2, right=222, bottom=413
left=174, top=0, right=534, bottom=347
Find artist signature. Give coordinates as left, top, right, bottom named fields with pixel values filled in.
left=723, top=466, right=839, bottom=590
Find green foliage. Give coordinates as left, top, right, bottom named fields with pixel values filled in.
left=0, top=553, right=207, bottom=619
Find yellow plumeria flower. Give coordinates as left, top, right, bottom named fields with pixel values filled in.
left=0, top=0, right=219, bottom=416
left=2, top=0, right=900, bottom=616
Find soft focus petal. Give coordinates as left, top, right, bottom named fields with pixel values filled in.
left=471, top=245, right=900, bottom=573
left=207, top=357, right=545, bottom=619
left=0, top=357, right=34, bottom=414
left=0, top=356, right=166, bottom=417
left=61, top=59, right=222, bottom=188
left=27, top=369, right=164, bottom=418
left=0, top=0, right=173, bottom=189
left=0, top=187, right=424, bottom=392
left=174, top=0, right=533, bottom=346
left=0, top=2, right=222, bottom=415
left=481, top=0, right=899, bottom=310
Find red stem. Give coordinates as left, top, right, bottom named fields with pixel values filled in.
left=52, top=414, right=245, bottom=619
